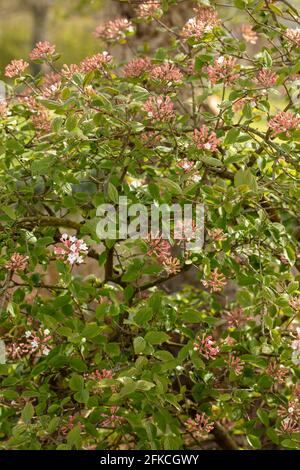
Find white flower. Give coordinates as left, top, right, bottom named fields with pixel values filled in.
left=192, top=175, right=201, bottom=182
left=292, top=339, right=300, bottom=351
left=44, top=329, right=50, bottom=336
left=25, top=331, right=32, bottom=338
left=69, top=243, right=78, bottom=253
left=204, top=142, right=212, bottom=150
left=67, top=253, right=77, bottom=264
left=79, top=241, right=88, bottom=252
left=31, top=340, right=39, bottom=349
left=292, top=350, right=300, bottom=365
left=43, top=347, right=50, bottom=356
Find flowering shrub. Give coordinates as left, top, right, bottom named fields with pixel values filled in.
left=0, top=0, right=300, bottom=451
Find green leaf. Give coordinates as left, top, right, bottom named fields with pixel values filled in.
left=74, top=389, right=89, bottom=404
left=67, top=426, right=82, bottom=449
left=69, top=374, right=84, bottom=391
left=48, top=417, right=60, bottom=434
left=154, top=350, right=174, bottom=361
left=2, top=206, right=16, bottom=220
left=31, top=158, right=53, bottom=176
left=159, top=178, right=182, bottom=195
left=247, top=434, right=262, bottom=449
left=234, top=168, right=257, bottom=191
left=22, top=403, right=35, bottom=424
left=144, top=330, right=169, bottom=345
left=257, top=409, right=269, bottom=427
left=136, top=380, right=155, bottom=391
left=224, top=128, right=240, bottom=145
left=200, top=155, right=223, bottom=167
left=120, top=382, right=138, bottom=397
left=107, top=182, right=119, bottom=204
left=266, top=427, right=279, bottom=444
left=134, top=336, right=146, bottom=354
left=281, top=439, right=299, bottom=449
left=82, top=323, right=100, bottom=338
left=69, top=358, right=88, bottom=372
left=182, top=309, right=202, bottom=323
left=65, top=115, right=78, bottom=132
left=262, top=50, right=273, bottom=67
left=242, top=103, right=252, bottom=120
left=133, top=308, right=153, bottom=325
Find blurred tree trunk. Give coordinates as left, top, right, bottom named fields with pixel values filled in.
left=24, top=0, right=52, bottom=74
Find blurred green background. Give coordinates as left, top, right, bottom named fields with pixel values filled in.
left=0, top=0, right=105, bottom=74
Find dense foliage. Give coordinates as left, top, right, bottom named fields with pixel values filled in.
left=0, top=0, right=300, bottom=450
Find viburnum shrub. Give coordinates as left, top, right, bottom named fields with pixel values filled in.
left=0, top=0, right=300, bottom=451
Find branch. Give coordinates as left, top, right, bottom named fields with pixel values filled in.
left=212, top=422, right=239, bottom=450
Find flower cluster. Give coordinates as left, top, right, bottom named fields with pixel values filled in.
left=20, top=95, right=51, bottom=134
left=278, top=400, right=300, bottom=434
left=174, top=219, right=196, bottom=242
left=193, top=334, right=220, bottom=360
left=145, top=235, right=181, bottom=275
left=266, top=361, right=289, bottom=385
left=29, top=41, right=56, bottom=61
left=193, top=125, right=220, bottom=152
left=286, top=28, right=300, bottom=46
left=206, top=56, right=238, bottom=84
left=177, top=158, right=195, bottom=173
left=5, top=252, right=29, bottom=271
left=80, top=52, right=112, bottom=73
left=254, top=68, right=278, bottom=88
left=6, top=329, right=52, bottom=360
left=146, top=235, right=172, bottom=261
left=61, top=63, right=81, bottom=78
left=162, top=256, right=181, bottom=275
left=4, top=59, right=29, bottom=78
left=135, top=1, right=161, bottom=18
left=140, top=130, right=161, bottom=147
left=101, top=406, right=124, bottom=428
left=150, top=63, right=183, bottom=82
left=42, top=72, right=61, bottom=98
left=225, top=354, right=244, bottom=375
left=279, top=418, right=300, bottom=434
left=123, top=57, right=152, bottom=78
left=94, top=18, right=134, bottom=42
left=268, top=111, right=300, bottom=136
left=60, top=415, right=83, bottom=435
left=181, top=7, right=220, bottom=40
left=202, top=268, right=227, bottom=292
left=208, top=228, right=226, bottom=241
left=225, top=306, right=251, bottom=328
left=54, top=233, right=89, bottom=265
left=89, top=369, right=113, bottom=381
left=143, top=95, right=174, bottom=121
left=185, top=413, right=214, bottom=438
left=241, top=24, right=258, bottom=44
